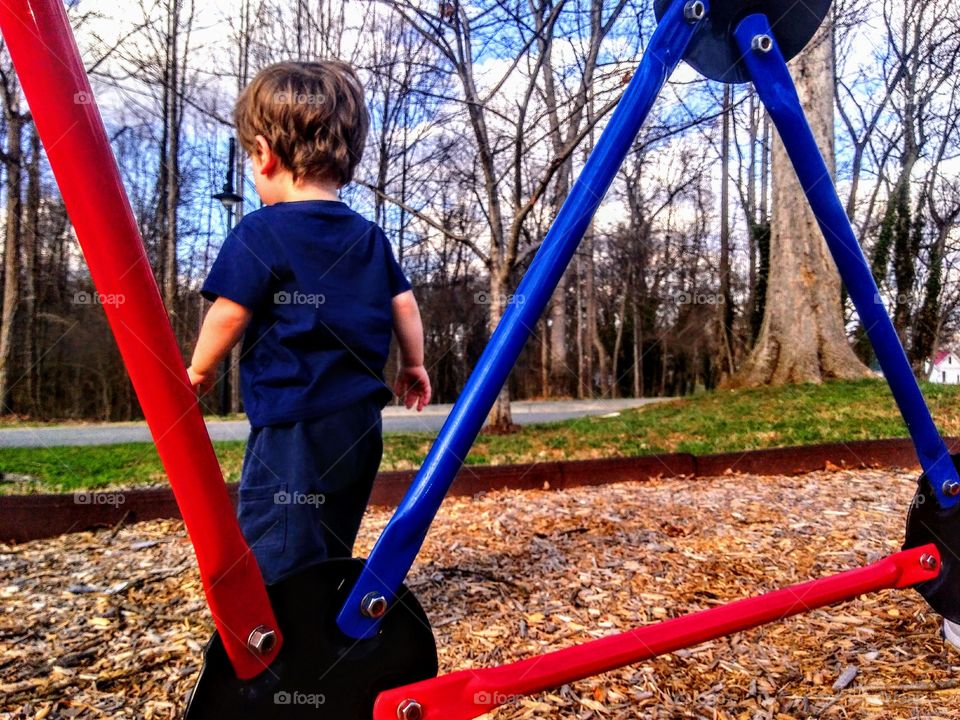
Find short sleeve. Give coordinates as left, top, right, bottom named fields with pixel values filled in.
left=201, top=216, right=276, bottom=309
left=380, top=229, right=412, bottom=297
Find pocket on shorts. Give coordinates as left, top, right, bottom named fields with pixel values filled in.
left=237, top=482, right=287, bottom=554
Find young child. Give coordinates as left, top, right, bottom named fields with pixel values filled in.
left=187, top=60, right=430, bottom=584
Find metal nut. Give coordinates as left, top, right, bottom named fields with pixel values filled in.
left=361, top=591, right=389, bottom=619
left=397, top=699, right=423, bottom=720
left=683, top=0, right=705, bottom=22
left=751, top=34, right=774, bottom=53
left=920, top=553, right=939, bottom=571
left=246, top=625, right=277, bottom=655
left=943, top=480, right=960, bottom=497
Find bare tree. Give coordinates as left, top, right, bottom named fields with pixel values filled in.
left=20, top=127, right=40, bottom=415
left=0, top=65, right=23, bottom=414
left=377, top=0, right=632, bottom=428
left=539, top=0, right=628, bottom=398
left=733, top=14, right=870, bottom=385
left=717, top=84, right=733, bottom=376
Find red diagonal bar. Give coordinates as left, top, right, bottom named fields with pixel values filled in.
left=0, top=0, right=281, bottom=678
left=375, top=545, right=940, bottom=720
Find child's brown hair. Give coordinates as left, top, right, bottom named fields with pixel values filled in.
left=234, top=60, right=369, bottom=185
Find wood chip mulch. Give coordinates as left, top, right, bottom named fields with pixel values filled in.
left=1, top=467, right=958, bottom=718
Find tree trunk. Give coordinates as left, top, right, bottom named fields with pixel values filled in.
left=548, top=268, right=570, bottom=396
left=21, top=126, right=40, bottom=415
left=0, top=103, right=23, bottom=414
left=575, top=253, right=586, bottom=398
left=718, top=85, right=734, bottom=377
left=163, top=0, right=181, bottom=318
left=746, top=91, right=758, bottom=332
left=912, top=220, right=948, bottom=371
left=889, top=21, right=921, bottom=346
left=540, top=317, right=549, bottom=397
left=584, top=232, right=609, bottom=396
left=732, top=16, right=869, bottom=386
left=611, top=272, right=629, bottom=398
left=631, top=289, right=642, bottom=397
left=485, top=269, right=515, bottom=430
left=750, top=114, right=772, bottom=343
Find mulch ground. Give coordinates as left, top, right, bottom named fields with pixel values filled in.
left=1, top=467, right=958, bottom=719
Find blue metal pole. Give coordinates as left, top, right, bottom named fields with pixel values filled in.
left=337, top=0, right=709, bottom=639
left=734, top=14, right=960, bottom=509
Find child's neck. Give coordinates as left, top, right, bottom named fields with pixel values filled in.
left=276, top=176, right=341, bottom=203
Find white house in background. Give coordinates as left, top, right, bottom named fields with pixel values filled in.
left=929, top=350, right=960, bottom=384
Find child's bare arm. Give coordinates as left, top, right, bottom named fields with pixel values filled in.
left=392, top=290, right=431, bottom=411
left=392, top=290, right=424, bottom=366
left=187, top=297, right=253, bottom=395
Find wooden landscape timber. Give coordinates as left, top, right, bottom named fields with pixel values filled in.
left=0, top=437, right=954, bottom=543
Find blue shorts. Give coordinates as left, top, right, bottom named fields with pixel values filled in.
left=236, top=400, right=383, bottom=584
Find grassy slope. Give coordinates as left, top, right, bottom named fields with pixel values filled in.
left=3, top=379, right=960, bottom=493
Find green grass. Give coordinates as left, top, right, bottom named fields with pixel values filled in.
left=3, top=379, right=960, bottom=494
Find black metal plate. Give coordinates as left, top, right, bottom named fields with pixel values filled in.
left=654, top=0, right=834, bottom=83
left=184, top=559, right=438, bottom=719
left=904, top=460, right=960, bottom=623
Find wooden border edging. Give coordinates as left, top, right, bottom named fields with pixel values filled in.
left=0, top=437, right=949, bottom=544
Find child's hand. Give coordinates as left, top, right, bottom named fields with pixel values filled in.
left=187, top=365, right=215, bottom=397
left=395, top=365, right=432, bottom=411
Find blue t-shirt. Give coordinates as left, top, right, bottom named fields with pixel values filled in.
left=201, top=200, right=411, bottom=427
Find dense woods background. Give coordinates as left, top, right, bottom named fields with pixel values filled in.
left=1, top=0, right=960, bottom=423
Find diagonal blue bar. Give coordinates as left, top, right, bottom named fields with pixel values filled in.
left=734, top=14, right=960, bottom=509
left=337, top=0, right=709, bottom=639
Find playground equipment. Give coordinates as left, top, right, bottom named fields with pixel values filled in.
left=0, top=0, right=956, bottom=717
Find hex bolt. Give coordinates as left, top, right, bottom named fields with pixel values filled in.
left=361, top=591, right=389, bottom=619
left=397, top=699, right=423, bottom=720
left=752, top=34, right=774, bottom=53
left=683, top=0, right=705, bottom=22
left=920, top=553, right=939, bottom=571
left=246, top=625, right=277, bottom=656
left=943, top=480, right=960, bottom=497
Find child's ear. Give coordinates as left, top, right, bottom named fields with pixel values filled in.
left=254, top=135, right=277, bottom=175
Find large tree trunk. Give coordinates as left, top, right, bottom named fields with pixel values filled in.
left=732, top=17, right=869, bottom=386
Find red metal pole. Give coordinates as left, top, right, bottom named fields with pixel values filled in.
left=0, top=0, right=281, bottom=678
left=374, top=545, right=941, bottom=720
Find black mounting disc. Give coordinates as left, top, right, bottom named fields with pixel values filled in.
left=654, top=0, right=834, bottom=84
left=184, top=559, right=438, bottom=719
left=904, top=459, right=960, bottom=623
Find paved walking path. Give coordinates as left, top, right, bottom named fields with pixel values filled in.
left=0, top=398, right=669, bottom=447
